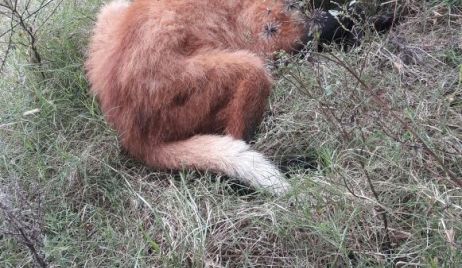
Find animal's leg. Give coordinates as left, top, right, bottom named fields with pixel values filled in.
left=159, top=50, right=272, bottom=141
left=187, top=50, right=272, bottom=141
left=223, top=67, right=272, bottom=141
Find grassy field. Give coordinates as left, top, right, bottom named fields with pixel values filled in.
left=1, top=0, right=461, bottom=267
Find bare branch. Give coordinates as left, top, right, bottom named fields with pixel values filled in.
left=0, top=0, right=62, bottom=76
left=0, top=186, right=47, bottom=268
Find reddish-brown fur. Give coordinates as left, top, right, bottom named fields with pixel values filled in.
left=86, top=0, right=307, bottom=194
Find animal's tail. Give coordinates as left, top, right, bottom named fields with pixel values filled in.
left=146, top=135, right=290, bottom=195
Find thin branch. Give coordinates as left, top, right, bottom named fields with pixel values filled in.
left=0, top=201, right=47, bottom=268
left=0, top=0, right=59, bottom=78
left=0, top=7, right=15, bottom=72
left=317, top=52, right=462, bottom=188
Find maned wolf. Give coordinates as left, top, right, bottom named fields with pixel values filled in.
left=85, top=0, right=309, bottom=195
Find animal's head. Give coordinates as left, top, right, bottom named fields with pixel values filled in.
left=239, top=0, right=309, bottom=55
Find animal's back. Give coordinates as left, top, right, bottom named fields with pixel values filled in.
left=115, top=0, right=245, bottom=55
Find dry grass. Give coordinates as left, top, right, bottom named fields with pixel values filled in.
left=1, top=0, right=461, bottom=267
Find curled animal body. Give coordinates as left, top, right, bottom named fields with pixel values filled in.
left=85, top=0, right=310, bottom=195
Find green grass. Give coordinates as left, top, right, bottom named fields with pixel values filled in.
left=1, top=0, right=462, bottom=267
